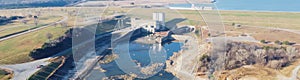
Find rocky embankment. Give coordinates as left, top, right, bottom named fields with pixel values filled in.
left=166, top=40, right=300, bottom=80
left=165, top=34, right=207, bottom=80
left=197, top=42, right=300, bottom=79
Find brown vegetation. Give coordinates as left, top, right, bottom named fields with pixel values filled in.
left=99, top=53, right=118, bottom=64
left=198, top=42, right=300, bottom=73
left=140, top=63, right=164, bottom=75
left=218, top=66, right=277, bottom=80
left=225, top=25, right=300, bottom=44
left=103, top=74, right=137, bottom=80
left=28, top=56, right=66, bottom=80
left=0, top=69, right=13, bottom=80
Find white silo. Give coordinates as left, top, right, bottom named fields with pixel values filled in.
left=153, top=12, right=165, bottom=28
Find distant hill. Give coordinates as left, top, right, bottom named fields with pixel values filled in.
left=0, top=0, right=80, bottom=9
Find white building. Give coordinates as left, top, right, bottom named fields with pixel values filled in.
left=153, top=12, right=165, bottom=28
left=131, top=12, right=166, bottom=33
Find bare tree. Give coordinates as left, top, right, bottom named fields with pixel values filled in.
left=286, top=46, right=299, bottom=61
left=21, top=20, right=29, bottom=24
left=46, top=33, right=53, bottom=42
left=28, top=14, right=33, bottom=18
left=60, top=22, right=68, bottom=27
left=33, top=16, right=39, bottom=27
left=53, top=23, right=57, bottom=27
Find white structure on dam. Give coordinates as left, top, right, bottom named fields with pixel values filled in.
left=131, top=12, right=166, bottom=33
left=153, top=12, right=166, bottom=27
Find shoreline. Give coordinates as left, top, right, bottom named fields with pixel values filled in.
left=169, top=6, right=300, bottom=13
left=1, top=6, right=300, bottom=13
left=165, top=34, right=205, bottom=80
left=218, top=9, right=300, bottom=13
left=169, top=5, right=300, bottom=13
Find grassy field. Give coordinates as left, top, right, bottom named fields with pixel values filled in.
left=220, top=11, right=300, bottom=30
left=103, top=7, right=300, bottom=30
left=0, top=26, right=68, bottom=64
left=220, top=66, right=278, bottom=80
left=0, top=7, right=103, bottom=64
left=225, top=25, right=300, bottom=44
left=98, top=7, right=204, bottom=26
left=0, top=15, right=62, bottom=37
left=176, top=10, right=300, bottom=30
left=132, top=8, right=300, bottom=30
left=218, top=11, right=298, bottom=29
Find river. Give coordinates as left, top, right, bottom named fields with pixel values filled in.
left=86, top=41, right=183, bottom=80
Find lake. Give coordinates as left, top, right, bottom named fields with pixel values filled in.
left=169, top=0, right=300, bottom=12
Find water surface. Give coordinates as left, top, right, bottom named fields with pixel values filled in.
left=86, top=41, right=183, bottom=80
left=169, top=0, right=300, bottom=12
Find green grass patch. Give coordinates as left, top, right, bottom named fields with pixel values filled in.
left=0, top=16, right=62, bottom=37
left=155, top=9, right=300, bottom=30
left=0, top=26, right=69, bottom=64
left=219, top=11, right=300, bottom=30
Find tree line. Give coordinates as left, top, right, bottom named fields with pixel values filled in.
left=0, top=16, right=24, bottom=25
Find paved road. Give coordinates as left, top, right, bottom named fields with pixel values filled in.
left=0, top=58, right=50, bottom=80
left=0, top=16, right=68, bottom=42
